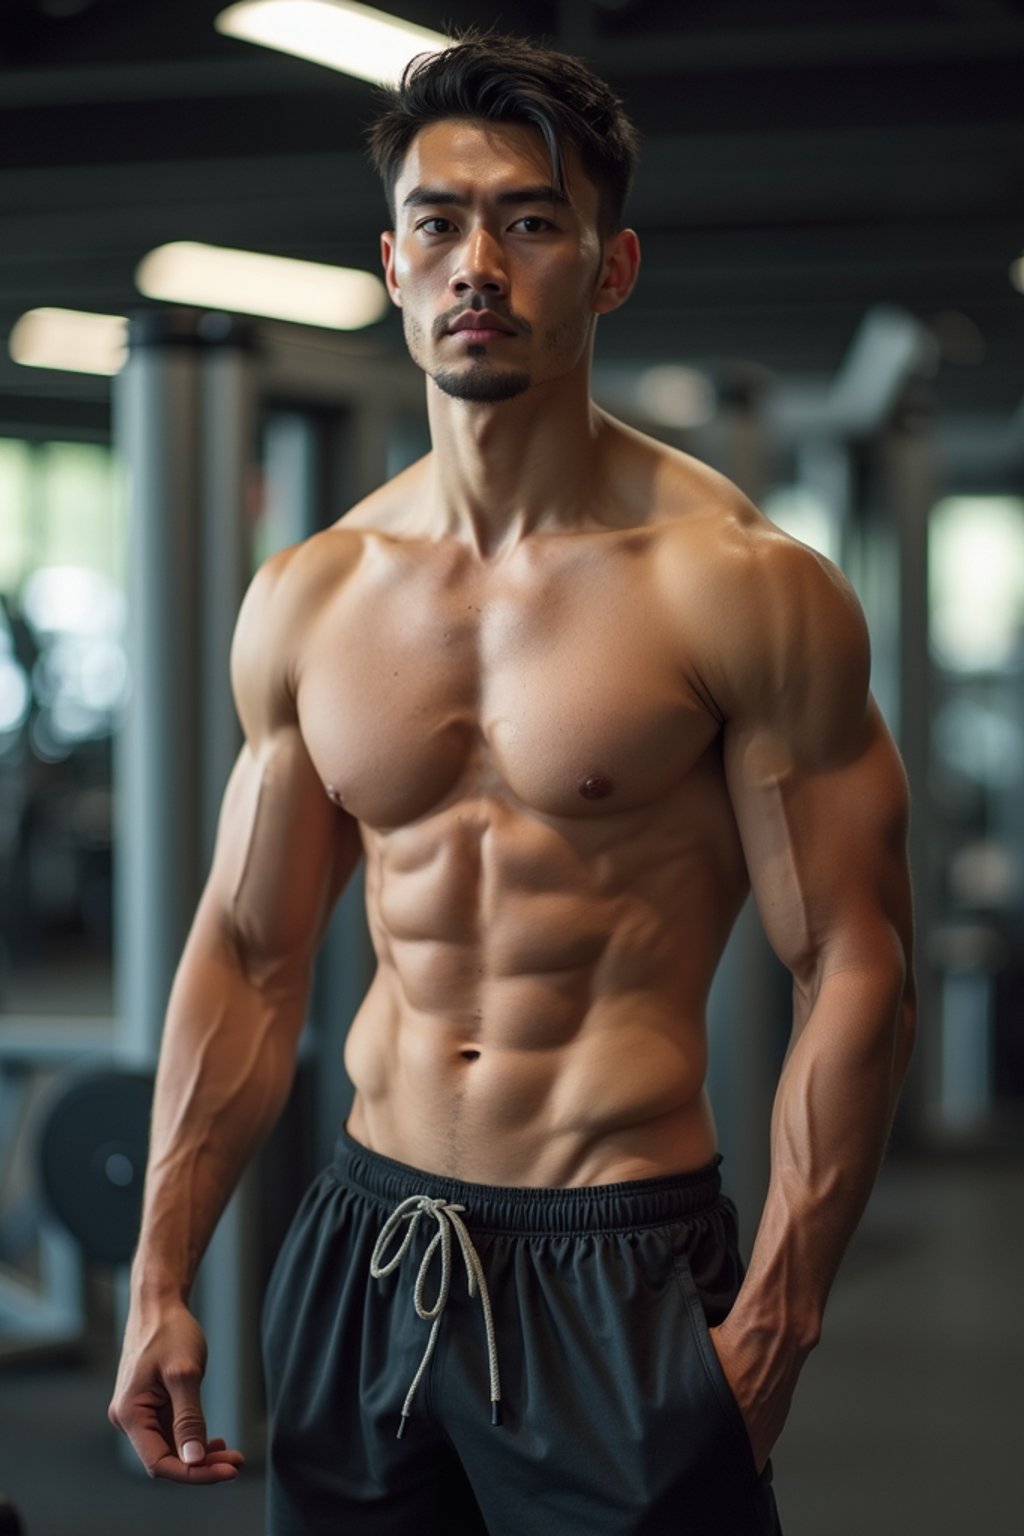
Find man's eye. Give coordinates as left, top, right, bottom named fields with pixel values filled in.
left=513, top=216, right=551, bottom=233
left=419, top=217, right=454, bottom=234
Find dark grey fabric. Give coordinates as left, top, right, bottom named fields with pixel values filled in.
left=262, top=1129, right=783, bottom=1536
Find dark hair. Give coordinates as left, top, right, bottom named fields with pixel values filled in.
left=366, top=32, right=639, bottom=236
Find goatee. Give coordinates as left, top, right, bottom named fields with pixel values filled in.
left=431, top=367, right=532, bottom=402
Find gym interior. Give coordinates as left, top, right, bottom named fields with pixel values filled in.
left=1, top=3, right=1022, bottom=1533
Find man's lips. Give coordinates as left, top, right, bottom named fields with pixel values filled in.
left=446, top=311, right=517, bottom=338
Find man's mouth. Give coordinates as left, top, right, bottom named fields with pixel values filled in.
left=446, top=311, right=518, bottom=340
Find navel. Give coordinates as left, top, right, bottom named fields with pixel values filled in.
left=577, top=772, right=614, bottom=801
left=459, top=1049, right=481, bottom=1062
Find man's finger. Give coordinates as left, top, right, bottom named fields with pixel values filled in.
left=163, top=1362, right=208, bottom=1464
left=130, top=1424, right=242, bottom=1483
left=120, top=1419, right=210, bottom=1482
left=201, top=1447, right=245, bottom=1469
left=151, top=1451, right=240, bottom=1485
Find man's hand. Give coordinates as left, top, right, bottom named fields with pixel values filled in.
left=108, top=1300, right=245, bottom=1484
left=708, top=1319, right=803, bottom=1476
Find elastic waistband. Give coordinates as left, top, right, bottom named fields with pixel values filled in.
left=333, top=1127, right=724, bottom=1236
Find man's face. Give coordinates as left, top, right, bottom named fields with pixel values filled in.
left=381, top=119, right=615, bottom=403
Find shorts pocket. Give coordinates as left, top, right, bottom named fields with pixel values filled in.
left=674, top=1255, right=759, bottom=1483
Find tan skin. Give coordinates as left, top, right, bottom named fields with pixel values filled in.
left=109, top=119, right=916, bottom=1487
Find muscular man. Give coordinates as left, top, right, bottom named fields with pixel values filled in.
left=109, top=33, right=916, bottom=1536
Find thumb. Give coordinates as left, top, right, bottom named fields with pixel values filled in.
left=166, top=1368, right=208, bottom=1465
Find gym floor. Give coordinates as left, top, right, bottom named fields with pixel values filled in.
left=0, top=1143, right=1020, bottom=1536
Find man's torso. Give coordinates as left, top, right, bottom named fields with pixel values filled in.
left=280, top=431, right=771, bottom=1186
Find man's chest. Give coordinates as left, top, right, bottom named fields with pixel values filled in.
left=295, top=538, right=720, bottom=828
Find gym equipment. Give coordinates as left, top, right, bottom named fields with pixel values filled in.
left=38, top=1069, right=153, bottom=1265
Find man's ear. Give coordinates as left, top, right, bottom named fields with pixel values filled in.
left=591, top=228, right=641, bottom=317
left=381, top=231, right=402, bottom=308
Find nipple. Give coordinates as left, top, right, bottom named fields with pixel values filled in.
left=577, top=773, right=613, bottom=800
left=326, top=783, right=344, bottom=806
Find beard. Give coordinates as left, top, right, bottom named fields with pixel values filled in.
left=401, top=298, right=592, bottom=404
left=406, top=309, right=534, bottom=403
left=431, top=355, right=532, bottom=402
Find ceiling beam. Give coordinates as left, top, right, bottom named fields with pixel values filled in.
left=588, top=19, right=1024, bottom=72
left=6, top=13, right=1024, bottom=107
left=0, top=55, right=331, bottom=106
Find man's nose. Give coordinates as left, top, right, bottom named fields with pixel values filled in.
left=450, top=227, right=508, bottom=298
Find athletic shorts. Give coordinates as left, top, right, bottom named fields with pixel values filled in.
left=262, top=1127, right=783, bottom=1536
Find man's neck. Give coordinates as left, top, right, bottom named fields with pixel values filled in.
left=424, top=368, right=610, bottom=558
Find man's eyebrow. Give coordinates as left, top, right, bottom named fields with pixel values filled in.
left=401, top=184, right=572, bottom=210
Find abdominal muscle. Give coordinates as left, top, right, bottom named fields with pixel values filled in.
left=343, top=792, right=744, bottom=1188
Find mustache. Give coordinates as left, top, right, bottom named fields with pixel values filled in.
left=432, top=300, right=533, bottom=342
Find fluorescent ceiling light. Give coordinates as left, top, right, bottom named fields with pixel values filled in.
left=9, top=308, right=128, bottom=374
left=215, top=0, right=446, bottom=86
left=136, top=241, right=389, bottom=330
left=1011, top=254, right=1024, bottom=294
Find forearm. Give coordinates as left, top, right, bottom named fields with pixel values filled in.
left=131, top=928, right=310, bottom=1304
left=726, top=962, right=915, bottom=1356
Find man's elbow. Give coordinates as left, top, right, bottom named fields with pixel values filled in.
left=808, top=922, right=914, bottom=1056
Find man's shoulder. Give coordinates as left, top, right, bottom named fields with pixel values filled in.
left=630, top=438, right=867, bottom=721
left=638, top=436, right=856, bottom=618
left=241, top=524, right=365, bottom=633
left=230, top=523, right=369, bottom=732
left=694, top=520, right=868, bottom=729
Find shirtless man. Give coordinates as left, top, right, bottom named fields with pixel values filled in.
left=109, top=33, right=916, bottom=1536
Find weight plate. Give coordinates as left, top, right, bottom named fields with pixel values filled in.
left=38, top=1070, right=154, bottom=1265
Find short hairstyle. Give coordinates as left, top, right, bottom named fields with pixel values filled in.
left=366, top=32, right=639, bottom=236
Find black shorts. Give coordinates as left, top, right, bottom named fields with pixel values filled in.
left=262, top=1128, right=783, bottom=1536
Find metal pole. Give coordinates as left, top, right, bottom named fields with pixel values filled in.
left=197, top=315, right=255, bottom=865
left=261, top=411, right=321, bottom=555
left=114, top=310, right=205, bottom=1069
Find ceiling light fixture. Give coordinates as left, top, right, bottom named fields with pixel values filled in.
left=9, top=307, right=128, bottom=375
left=1010, top=254, right=1024, bottom=295
left=135, top=241, right=389, bottom=329
left=215, top=0, right=447, bottom=86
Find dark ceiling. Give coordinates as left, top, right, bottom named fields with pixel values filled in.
left=2, top=0, right=1024, bottom=443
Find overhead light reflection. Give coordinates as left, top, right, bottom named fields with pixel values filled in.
left=930, top=495, right=1024, bottom=672
left=215, top=0, right=447, bottom=86
left=635, top=365, right=717, bottom=430
left=9, top=308, right=128, bottom=375
left=136, top=241, right=389, bottom=330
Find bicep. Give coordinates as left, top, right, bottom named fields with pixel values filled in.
left=196, top=731, right=362, bottom=988
left=191, top=542, right=364, bottom=985
left=724, top=694, right=912, bottom=997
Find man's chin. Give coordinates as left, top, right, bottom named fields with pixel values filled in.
left=431, top=366, right=532, bottom=403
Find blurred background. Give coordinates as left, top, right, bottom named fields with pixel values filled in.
left=0, top=1, right=1022, bottom=1532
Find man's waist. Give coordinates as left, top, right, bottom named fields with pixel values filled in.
left=335, top=1120, right=726, bottom=1232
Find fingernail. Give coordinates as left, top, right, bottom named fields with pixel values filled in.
left=182, top=1441, right=205, bottom=1465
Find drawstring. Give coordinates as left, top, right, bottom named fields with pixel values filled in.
left=369, top=1193, right=502, bottom=1438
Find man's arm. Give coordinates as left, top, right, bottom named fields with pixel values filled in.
left=109, top=547, right=363, bottom=1483
left=711, top=532, right=917, bottom=1471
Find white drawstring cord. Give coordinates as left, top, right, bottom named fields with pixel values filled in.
left=370, top=1193, right=503, bottom=1438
